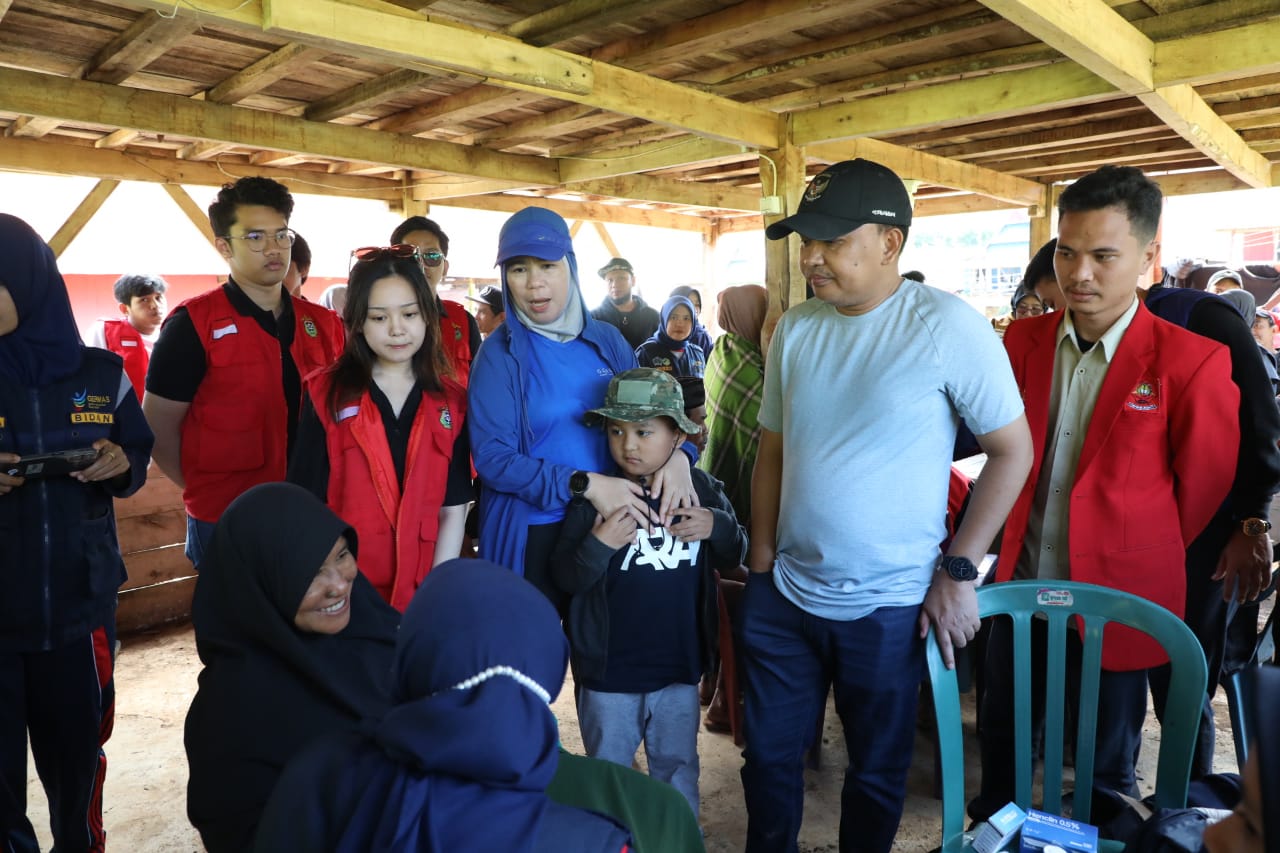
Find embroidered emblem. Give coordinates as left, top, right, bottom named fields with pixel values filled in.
left=212, top=323, right=238, bottom=340
left=1126, top=379, right=1160, bottom=412
left=439, top=406, right=452, bottom=429
left=1036, top=588, right=1074, bottom=607
left=337, top=405, right=360, bottom=422
left=303, top=318, right=318, bottom=338
left=0, top=416, right=6, bottom=428
left=804, top=173, right=832, bottom=202
left=454, top=324, right=462, bottom=341
left=72, top=389, right=87, bottom=409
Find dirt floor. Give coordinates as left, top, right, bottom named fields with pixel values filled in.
left=24, top=621, right=1244, bottom=853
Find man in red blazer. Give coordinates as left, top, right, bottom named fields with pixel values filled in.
left=970, top=165, right=1240, bottom=820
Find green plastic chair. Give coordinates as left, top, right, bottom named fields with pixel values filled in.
left=928, top=580, right=1208, bottom=853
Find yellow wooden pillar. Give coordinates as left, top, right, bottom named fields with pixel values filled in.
left=760, top=127, right=805, bottom=353
left=1028, top=184, right=1058, bottom=258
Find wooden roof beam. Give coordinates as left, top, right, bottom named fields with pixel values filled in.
left=48, top=180, right=120, bottom=257
left=807, top=138, right=1046, bottom=208
left=0, top=67, right=559, bottom=186
left=980, top=0, right=1271, bottom=186
left=5, top=116, right=61, bottom=139
left=79, top=11, right=200, bottom=85
left=1158, top=17, right=1280, bottom=87
left=368, top=88, right=539, bottom=135
left=455, top=104, right=602, bottom=148
left=0, top=1, right=14, bottom=23
left=305, top=69, right=432, bottom=122
left=568, top=174, right=760, bottom=212
left=0, top=136, right=403, bottom=199
left=508, top=0, right=687, bottom=47
left=558, top=137, right=749, bottom=183
left=207, top=43, right=330, bottom=105
left=435, top=193, right=711, bottom=234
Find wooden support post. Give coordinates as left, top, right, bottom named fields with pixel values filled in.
left=592, top=221, right=621, bottom=258
left=48, top=179, right=119, bottom=257
left=702, top=221, right=720, bottom=304
left=160, top=184, right=218, bottom=249
left=1027, top=183, right=1058, bottom=257
left=760, top=135, right=806, bottom=353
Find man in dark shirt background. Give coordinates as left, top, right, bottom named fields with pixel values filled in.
left=591, top=257, right=660, bottom=350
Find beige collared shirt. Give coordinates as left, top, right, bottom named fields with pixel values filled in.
left=1017, top=296, right=1141, bottom=580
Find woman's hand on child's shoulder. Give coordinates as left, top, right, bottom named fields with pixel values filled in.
left=591, top=506, right=642, bottom=550
left=668, top=507, right=714, bottom=543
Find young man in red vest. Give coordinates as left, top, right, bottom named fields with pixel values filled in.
left=390, top=215, right=481, bottom=386
left=971, top=165, right=1241, bottom=821
left=86, top=273, right=167, bottom=400
left=142, top=177, right=344, bottom=566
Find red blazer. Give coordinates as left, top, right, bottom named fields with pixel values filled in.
left=997, top=302, right=1239, bottom=670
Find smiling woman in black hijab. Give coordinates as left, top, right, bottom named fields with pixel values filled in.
left=184, top=481, right=399, bottom=852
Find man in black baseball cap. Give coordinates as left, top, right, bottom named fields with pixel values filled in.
left=739, top=159, right=1032, bottom=853
left=465, top=284, right=505, bottom=339
left=590, top=256, right=660, bottom=349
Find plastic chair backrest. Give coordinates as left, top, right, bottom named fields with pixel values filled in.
left=929, top=580, right=1208, bottom=853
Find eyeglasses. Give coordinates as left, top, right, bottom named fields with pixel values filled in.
left=350, top=244, right=445, bottom=271
left=1014, top=305, right=1045, bottom=318
left=224, top=228, right=296, bottom=252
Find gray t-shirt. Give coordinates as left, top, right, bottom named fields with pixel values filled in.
left=759, top=281, right=1023, bottom=620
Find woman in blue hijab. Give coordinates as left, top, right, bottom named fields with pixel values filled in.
left=253, top=560, right=632, bottom=853
left=466, top=207, right=696, bottom=610
left=669, top=285, right=714, bottom=356
left=0, top=213, right=153, bottom=852
left=636, top=295, right=707, bottom=378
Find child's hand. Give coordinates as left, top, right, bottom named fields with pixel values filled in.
left=668, top=507, right=714, bottom=543
left=591, top=506, right=641, bottom=550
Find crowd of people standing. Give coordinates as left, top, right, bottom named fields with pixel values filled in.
left=2, top=155, right=1278, bottom=853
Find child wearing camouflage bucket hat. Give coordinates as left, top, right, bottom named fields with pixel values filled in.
left=552, top=368, right=747, bottom=820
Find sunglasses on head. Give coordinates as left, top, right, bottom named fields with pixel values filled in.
left=349, top=244, right=445, bottom=270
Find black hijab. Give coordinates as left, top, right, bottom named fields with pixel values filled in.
left=0, top=213, right=83, bottom=386
left=185, top=482, right=399, bottom=853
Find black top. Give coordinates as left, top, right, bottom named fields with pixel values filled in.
left=1185, top=298, right=1280, bottom=519
left=289, top=381, right=474, bottom=505
left=184, top=483, right=399, bottom=853
left=590, top=297, right=660, bottom=351
left=146, top=280, right=304, bottom=453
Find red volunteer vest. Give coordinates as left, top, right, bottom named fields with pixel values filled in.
left=180, top=288, right=344, bottom=522
left=306, top=369, right=465, bottom=611
left=101, top=319, right=148, bottom=400
left=440, top=300, right=472, bottom=386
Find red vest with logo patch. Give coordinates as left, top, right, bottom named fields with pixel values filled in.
left=179, top=288, right=344, bottom=522
left=440, top=300, right=472, bottom=386
left=101, top=319, right=149, bottom=400
left=305, top=368, right=465, bottom=610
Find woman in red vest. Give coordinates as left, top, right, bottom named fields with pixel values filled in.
left=289, top=246, right=472, bottom=610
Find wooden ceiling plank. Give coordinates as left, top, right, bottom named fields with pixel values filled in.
left=0, top=136, right=402, bottom=198
left=977, top=0, right=1154, bottom=93
left=0, top=67, right=559, bottom=186
left=433, top=192, right=710, bottom=233
left=48, top=179, right=120, bottom=257
left=1138, top=84, right=1273, bottom=186
left=590, top=0, right=879, bottom=70
left=369, top=88, right=542, bottom=135
left=160, top=184, right=218, bottom=248
left=559, top=137, right=748, bottom=183
left=0, top=0, right=14, bottom=23
left=305, top=68, right=432, bottom=122
left=207, top=44, right=331, bottom=105
left=793, top=63, right=1116, bottom=144
left=82, top=11, right=200, bottom=85
left=922, top=113, right=1165, bottom=159
left=550, top=124, right=684, bottom=157
left=569, top=174, right=760, bottom=212
left=509, top=0, right=683, bottom=46
left=458, top=104, right=600, bottom=147
left=807, top=138, right=1046, bottom=207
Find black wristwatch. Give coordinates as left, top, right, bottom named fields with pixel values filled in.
left=569, top=470, right=590, bottom=499
left=939, top=555, right=979, bottom=582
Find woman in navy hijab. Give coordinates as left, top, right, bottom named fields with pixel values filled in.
left=0, top=213, right=153, bottom=852
left=253, top=560, right=632, bottom=853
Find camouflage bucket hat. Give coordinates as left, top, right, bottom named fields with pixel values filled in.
left=585, top=368, right=701, bottom=435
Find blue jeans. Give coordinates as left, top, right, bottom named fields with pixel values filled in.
left=576, top=683, right=702, bottom=819
left=185, top=514, right=216, bottom=569
left=738, top=571, right=924, bottom=853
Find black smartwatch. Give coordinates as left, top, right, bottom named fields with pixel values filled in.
left=939, top=555, right=979, bottom=582
left=569, top=470, right=590, bottom=499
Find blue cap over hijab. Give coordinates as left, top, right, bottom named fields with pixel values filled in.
left=495, top=207, right=584, bottom=342
left=0, top=213, right=83, bottom=386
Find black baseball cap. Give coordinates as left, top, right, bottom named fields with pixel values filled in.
left=598, top=257, right=634, bottom=278
left=765, top=159, right=913, bottom=241
left=465, top=285, right=504, bottom=314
